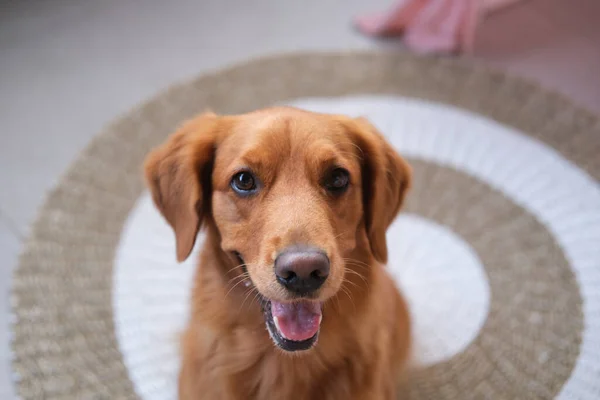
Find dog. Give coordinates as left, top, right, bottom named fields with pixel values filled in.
left=144, top=106, right=412, bottom=399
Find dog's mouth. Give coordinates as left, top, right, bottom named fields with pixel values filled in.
left=263, top=299, right=322, bottom=352
left=232, top=251, right=323, bottom=352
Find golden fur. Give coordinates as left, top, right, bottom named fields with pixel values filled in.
left=144, top=107, right=412, bottom=400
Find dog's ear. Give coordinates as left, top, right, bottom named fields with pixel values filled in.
left=346, top=117, right=412, bottom=264
left=143, top=112, right=221, bottom=262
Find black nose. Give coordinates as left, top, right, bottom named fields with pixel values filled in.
left=274, top=247, right=330, bottom=295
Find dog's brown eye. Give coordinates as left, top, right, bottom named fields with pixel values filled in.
left=231, top=171, right=257, bottom=194
left=324, top=168, right=350, bottom=194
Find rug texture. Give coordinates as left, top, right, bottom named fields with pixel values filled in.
left=10, top=52, right=600, bottom=399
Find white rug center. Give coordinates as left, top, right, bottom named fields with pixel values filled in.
left=386, top=214, right=489, bottom=367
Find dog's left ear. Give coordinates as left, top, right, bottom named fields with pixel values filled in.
left=143, top=112, right=221, bottom=262
left=345, top=117, right=412, bottom=264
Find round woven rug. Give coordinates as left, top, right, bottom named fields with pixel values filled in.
left=11, top=52, right=600, bottom=399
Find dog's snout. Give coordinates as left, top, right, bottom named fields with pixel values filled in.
left=274, top=248, right=329, bottom=295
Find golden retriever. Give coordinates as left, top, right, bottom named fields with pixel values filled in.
left=144, top=107, right=412, bottom=399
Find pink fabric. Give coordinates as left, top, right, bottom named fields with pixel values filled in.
left=354, top=0, right=482, bottom=54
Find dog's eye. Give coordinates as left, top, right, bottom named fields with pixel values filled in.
left=231, top=171, right=257, bottom=194
left=324, top=168, right=350, bottom=194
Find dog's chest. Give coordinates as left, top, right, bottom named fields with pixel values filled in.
left=221, top=349, right=366, bottom=400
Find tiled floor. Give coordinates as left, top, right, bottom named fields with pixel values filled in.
left=1, top=0, right=598, bottom=398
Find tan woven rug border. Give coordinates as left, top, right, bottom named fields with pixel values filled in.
left=403, top=160, right=582, bottom=399
left=11, top=51, right=600, bottom=399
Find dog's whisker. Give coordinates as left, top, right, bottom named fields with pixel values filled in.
left=341, top=257, right=370, bottom=264
left=239, top=286, right=260, bottom=313
left=342, top=276, right=365, bottom=295
left=343, top=266, right=366, bottom=277
left=236, top=288, right=254, bottom=314
left=343, top=262, right=370, bottom=273
left=224, top=263, right=247, bottom=276
left=342, top=257, right=371, bottom=267
left=340, top=285, right=357, bottom=313
left=226, top=272, right=250, bottom=286
left=342, top=258, right=371, bottom=271
left=238, top=289, right=252, bottom=311
left=343, top=268, right=369, bottom=287
left=343, top=263, right=371, bottom=275
left=224, top=274, right=253, bottom=299
left=333, top=296, right=342, bottom=314
left=225, top=262, right=260, bottom=286
left=250, top=290, right=263, bottom=309
left=333, top=230, right=350, bottom=240
left=225, top=261, right=258, bottom=277
left=330, top=139, right=365, bottom=160
left=346, top=140, right=365, bottom=158
left=342, top=274, right=364, bottom=292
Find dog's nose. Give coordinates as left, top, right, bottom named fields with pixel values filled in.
left=274, top=248, right=329, bottom=295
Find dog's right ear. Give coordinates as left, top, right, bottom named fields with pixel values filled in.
left=143, top=112, right=221, bottom=262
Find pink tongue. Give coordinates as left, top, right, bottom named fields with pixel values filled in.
left=271, top=301, right=322, bottom=341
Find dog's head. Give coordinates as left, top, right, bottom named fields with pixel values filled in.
left=144, top=107, right=411, bottom=352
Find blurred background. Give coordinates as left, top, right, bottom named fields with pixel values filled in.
left=1, top=0, right=599, bottom=398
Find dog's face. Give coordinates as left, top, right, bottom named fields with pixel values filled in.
left=144, top=107, right=411, bottom=352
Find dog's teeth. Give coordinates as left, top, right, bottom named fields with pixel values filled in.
left=243, top=280, right=251, bottom=287
left=317, top=315, right=322, bottom=326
